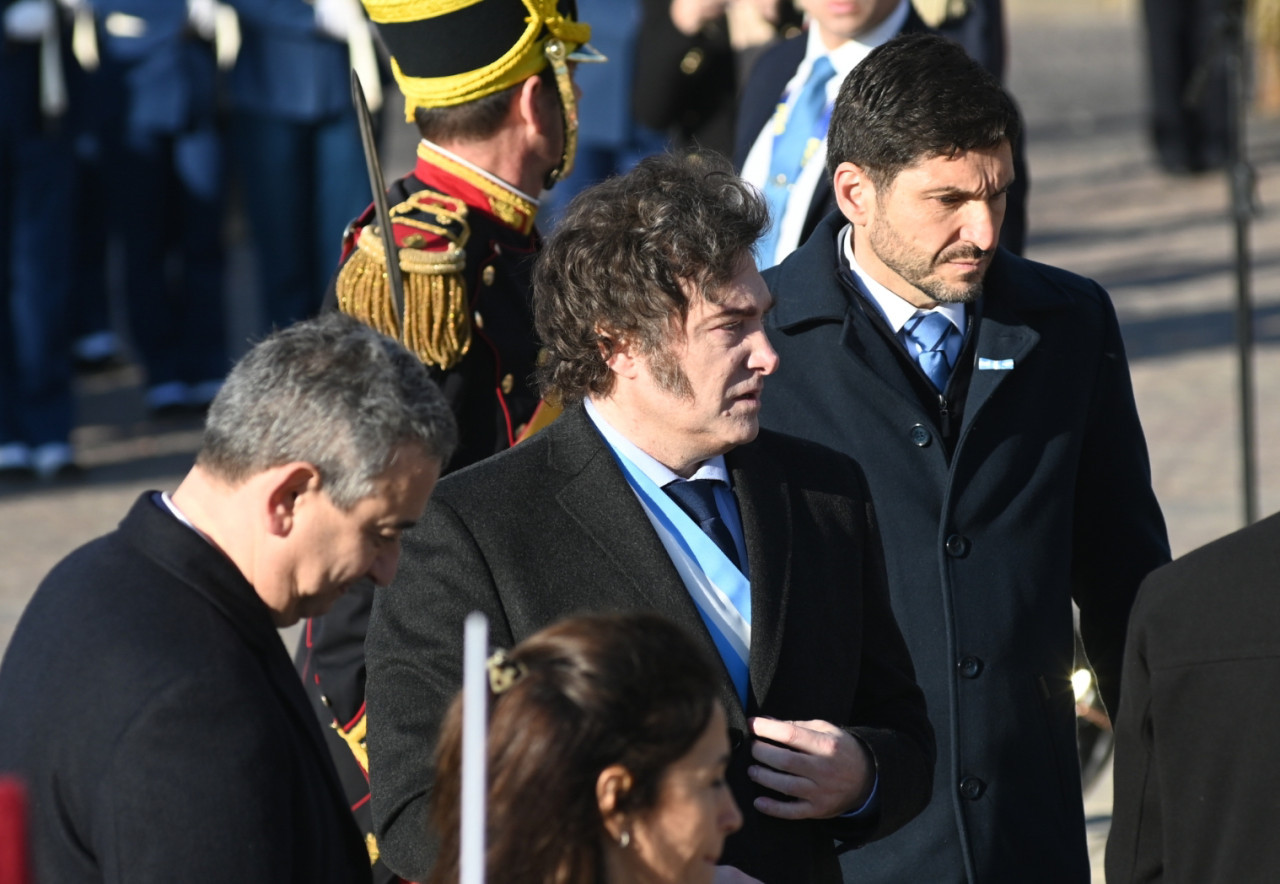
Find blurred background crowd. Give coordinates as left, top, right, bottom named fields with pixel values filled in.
left=2, top=0, right=1278, bottom=483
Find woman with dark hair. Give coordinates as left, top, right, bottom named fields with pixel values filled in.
left=428, top=612, right=743, bottom=884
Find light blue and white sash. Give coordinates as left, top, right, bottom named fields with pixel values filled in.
left=610, top=448, right=752, bottom=706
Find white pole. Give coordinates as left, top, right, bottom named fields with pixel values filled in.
left=460, top=612, right=488, bottom=884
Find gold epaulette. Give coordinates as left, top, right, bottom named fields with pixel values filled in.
left=336, top=191, right=473, bottom=370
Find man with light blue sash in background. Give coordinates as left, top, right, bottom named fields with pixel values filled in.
left=363, top=150, right=935, bottom=884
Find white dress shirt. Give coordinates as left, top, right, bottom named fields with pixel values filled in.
left=839, top=223, right=967, bottom=357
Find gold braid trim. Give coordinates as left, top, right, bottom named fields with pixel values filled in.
left=336, top=224, right=472, bottom=370
left=332, top=710, right=371, bottom=775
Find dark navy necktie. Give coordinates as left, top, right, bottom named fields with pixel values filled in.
left=663, top=479, right=743, bottom=571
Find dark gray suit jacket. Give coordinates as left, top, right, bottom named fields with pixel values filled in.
left=761, top=211, right=1169, bottom=883
left=366, top=404, right=935, bottom=884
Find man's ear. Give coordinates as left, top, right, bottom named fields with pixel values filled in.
left=595, top=764, right=634, bottom=840
left=832, top=161, right=875, bottom=226
left=598, top=329, right=639, bottom=380
left=265, top=464, right=321, bottom=538
left=514, top=72, right=553, bottom=142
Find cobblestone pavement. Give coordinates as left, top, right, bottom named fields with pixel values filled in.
left=1, top=1, right=1274, bottom=879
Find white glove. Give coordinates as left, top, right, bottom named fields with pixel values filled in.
left=3, top=0, right=55, bottom=42
left=314, top=0, right=363, bottom=41
left=188, top=0, right=217, bottom=40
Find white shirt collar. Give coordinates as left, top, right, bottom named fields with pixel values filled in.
left=839, top=223, right=966, bottom=335
left=418, top=138, right=541, bottom=207
left=157, top=491, right=216, bottom=546
left=583, top=398, right=730, bottom=488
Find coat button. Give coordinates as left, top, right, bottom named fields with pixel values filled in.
left=959, top=777, right=985, bottom=800
left=482, top=265, right=496, bottom=286
left=500, top=373, right=514, bottom=394
left=958, top=656, right=983, bottom=679
left=945, top=534, right=970, bottom=557
left=473, top=310, right=484, bottom=330
left=909, top=424, right=931, bottom=447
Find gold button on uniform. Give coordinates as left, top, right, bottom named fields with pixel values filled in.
left=500, top=373, right=514, bottom=394
left=482, top=265, right=496, bottom=286
left=473, top=310, right=484, bottom=329
left=680, top=47, right=704, bottom=75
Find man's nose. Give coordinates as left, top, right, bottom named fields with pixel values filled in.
left=962, top=199, right=1004, bottom=252
left=749, top=328, right=780, bottom=376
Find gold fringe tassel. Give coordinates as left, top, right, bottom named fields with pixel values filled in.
left=336, top=225, right=472, bottom=370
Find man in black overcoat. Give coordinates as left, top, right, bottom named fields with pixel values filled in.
left=0, top=314, right=457, bottom=884
left=364, top=152, right=935, bottom=884
left=758, top=33, right=1171, bottom=883
left=1107, top=511, right=1280, bottom=882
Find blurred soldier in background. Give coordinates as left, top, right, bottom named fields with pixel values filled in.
left=87, top=0, right=230, bottom=414
left=0, top=0, right=78, bottom=479
left=226, top=0, right=374, bottom=332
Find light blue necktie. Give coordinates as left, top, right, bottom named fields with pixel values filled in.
left=903, top=312, right=958, bottom=391
left=757, top=55, right=837, bottom=266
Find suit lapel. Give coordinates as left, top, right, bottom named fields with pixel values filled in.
left=548, top=407, right=728, bottom=668
left=728, top=440, right=793, bottom=712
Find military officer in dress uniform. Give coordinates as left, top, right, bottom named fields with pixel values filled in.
left=295, top=3, right=600, bottom=880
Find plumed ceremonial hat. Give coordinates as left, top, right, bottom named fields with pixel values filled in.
left=361, top=0, right=601, bottom=121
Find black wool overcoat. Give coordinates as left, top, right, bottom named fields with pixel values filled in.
left=760, top=211, right=1170, bottom=883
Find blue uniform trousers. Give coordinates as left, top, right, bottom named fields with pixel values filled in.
left=0, top=41, right=74, bottom=449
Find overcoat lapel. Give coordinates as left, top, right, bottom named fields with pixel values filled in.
left=728, top=440, right=793, bottom=713
left=838, top=299, right=935, bottom=417
left=961, top=258, right=1041, bottom=435
left=120, top=499, right=354, bottom=818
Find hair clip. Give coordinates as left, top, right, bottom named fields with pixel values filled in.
left=486, top=649, right=527, bottom=695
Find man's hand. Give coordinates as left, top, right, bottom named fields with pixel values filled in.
left=747, top=717, right=873, bottom=819
left=714, top=866, right=765, bottom=884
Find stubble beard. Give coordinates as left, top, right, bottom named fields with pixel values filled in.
left=868, top=216, right=987, bottom=305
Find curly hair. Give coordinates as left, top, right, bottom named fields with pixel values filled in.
left=827, top=32, right=1021, bottom=191
left=532, top=151, right=768, bottom=404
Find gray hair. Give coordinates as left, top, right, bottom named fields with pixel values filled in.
left=197, top=313, right=458, bottom=509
